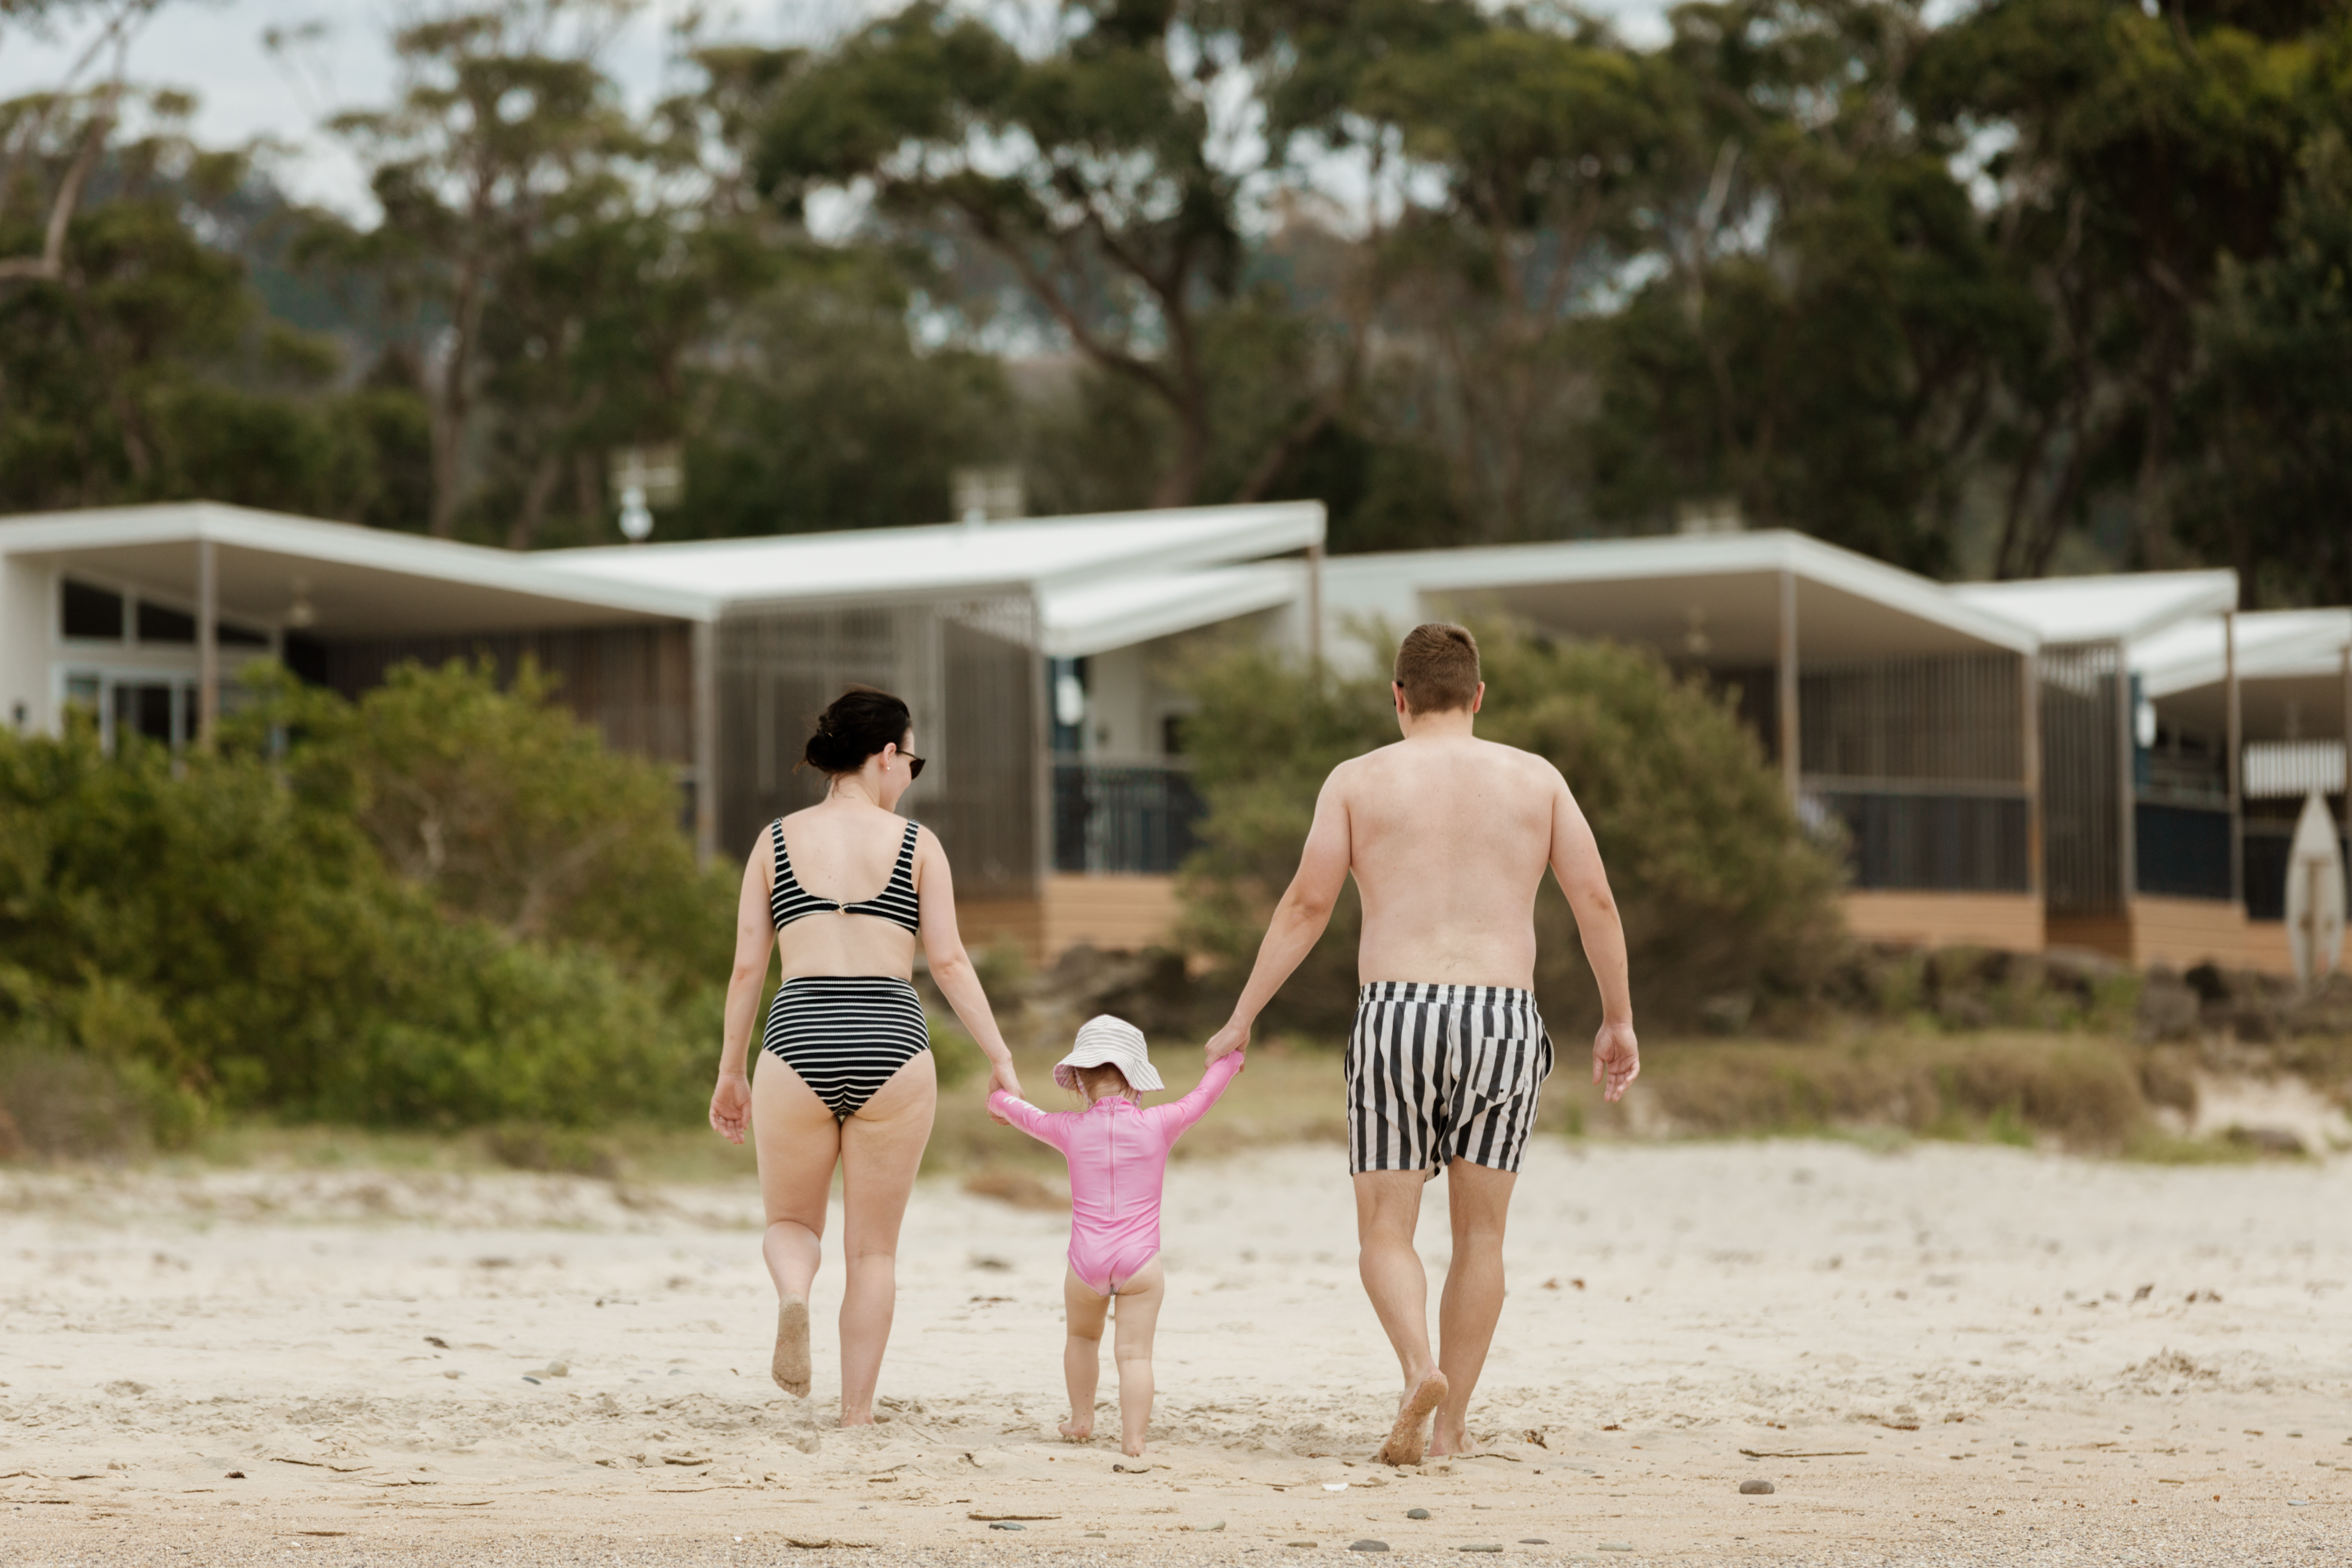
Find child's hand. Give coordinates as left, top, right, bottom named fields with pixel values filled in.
left=985, top=1059, right=1023, bottom=1122
left=709, top=1069, right=751, bottom=1144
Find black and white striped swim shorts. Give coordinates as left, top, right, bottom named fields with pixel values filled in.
left=1344, top=982, right=1554, bottom=1175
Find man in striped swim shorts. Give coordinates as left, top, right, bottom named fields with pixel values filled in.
left=1205, top=623, right=1639, bottom=1466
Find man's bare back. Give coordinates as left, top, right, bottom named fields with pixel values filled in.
left=1338, top=732, right=1569, bottom=990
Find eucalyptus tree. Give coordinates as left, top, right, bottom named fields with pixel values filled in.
left=747, top=0, right=1353, bottom=509
left=1909, top=0, right=2326, bottom=577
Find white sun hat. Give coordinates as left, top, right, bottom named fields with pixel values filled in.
left=1053, top=1014, right=1163, bottom=1093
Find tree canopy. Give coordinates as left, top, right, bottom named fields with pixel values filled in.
left=4, top=0, right=2350, bottom=596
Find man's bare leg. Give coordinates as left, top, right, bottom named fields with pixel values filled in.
left=1353, top=1170, right=1448, bottom=1464
left=1429, top=1159, right=1516, bottom=1458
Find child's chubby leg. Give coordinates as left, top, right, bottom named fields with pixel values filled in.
left=1060, top=1263, right=1112, bottom=1441
left=1109, top=1256, right=1166, bottom=1459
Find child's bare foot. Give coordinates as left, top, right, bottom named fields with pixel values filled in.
left=1122, top=1435, right=1147, bottom=1459
left=1375, top=1371, right=1448, bottom=1466
left=771, top=1295, right=810, bottom=1398
left=1059, top=1417, right=1094, bottom=1442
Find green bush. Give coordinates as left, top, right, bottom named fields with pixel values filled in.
left=1175, top=626, right=1847, bottom=1035
left=0, top=660, right=727, bottom=1149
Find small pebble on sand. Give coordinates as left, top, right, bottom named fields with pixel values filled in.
left=1350, top=1541, right=1391, bottom=1553
left=1406, top=1507, right=1432, bottom=1520
left=1739, top=1478, right=1776, bottom=1495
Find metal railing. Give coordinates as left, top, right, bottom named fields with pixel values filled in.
left=1813, top=785, right=2032, bottom=892
left=1052, top=763, right=1204, bottom=875
left=2134, top=801, right=2233, bottom=902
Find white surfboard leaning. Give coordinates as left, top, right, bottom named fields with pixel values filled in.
left=2284, top=790, right=2346, bottom=990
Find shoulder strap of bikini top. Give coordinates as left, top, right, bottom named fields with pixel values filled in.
left=885, top=819, right=919, bottom=893
left=769, top=818, right=791, bottom=885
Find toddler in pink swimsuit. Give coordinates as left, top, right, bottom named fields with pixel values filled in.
left=989, top=1013, right=1242, bottom=1457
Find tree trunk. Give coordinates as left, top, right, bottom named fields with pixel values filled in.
left=509, top=449, right=563, bottom=550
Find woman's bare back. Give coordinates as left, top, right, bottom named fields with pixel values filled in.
left=771, top=801, right=923, bottom=981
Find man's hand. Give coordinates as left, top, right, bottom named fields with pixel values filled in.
left=1203, top=1017, right=1251, bottom=1064
left=1591, top=1020, right=1639, bottom=1102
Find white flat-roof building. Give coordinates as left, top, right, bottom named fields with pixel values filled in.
left=1, top=500, right=1323, bottom=958
left=10, top=498, right=2345, bottom=975
left=1316, top=532, right=2051, bottom=952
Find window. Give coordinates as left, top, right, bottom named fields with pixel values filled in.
left=1161, top=713, right=1188, bottom=756
left=220, top=620, right=269, bottom=648
left=135, top=599, right=196, bottom=644
left=62, top=579, right=124, bottom=640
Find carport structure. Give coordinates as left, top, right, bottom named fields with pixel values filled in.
left=0, top=499, right=713, bottom=806
left=1320, top=531, right=2049, bottom=951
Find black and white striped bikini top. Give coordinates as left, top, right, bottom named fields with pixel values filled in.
left=768, top=818, right=921, bottom=935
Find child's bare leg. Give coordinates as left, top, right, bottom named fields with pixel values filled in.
left=1110, top=1257, right=1166, bottom=1458
left=1060, top=1264, right=1111, bottom=1440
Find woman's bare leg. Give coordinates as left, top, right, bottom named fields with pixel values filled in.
left=1060, top=1264, right=1111, bottom=1440
left=1110, top=1257, right=1165, bottom=1458
left=752, top=1054, right=839, bottom=1396
left=834, top=1049, right=936, bottom=1425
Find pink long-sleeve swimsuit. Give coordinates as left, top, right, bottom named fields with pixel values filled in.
left=988, top=1052, right=1243, bottom=1296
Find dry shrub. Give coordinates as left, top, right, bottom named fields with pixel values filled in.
left=963, top=1166, right=1068, bottom=1210
left=0, top=1042, right=153, bottom=1161
left=1636, top=1032, right=2151, bottom=1151
left=481, top=1121, right=621, bottom=1178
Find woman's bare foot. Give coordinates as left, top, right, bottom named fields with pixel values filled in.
left=1375, top=1370, right=1448, bottom=1466
left=1059, top=1416, right=1094, bottom=1442
left=1427, top=1413, right=1470, bottom=1459
left=771, top=1295, right=811, bottom=1398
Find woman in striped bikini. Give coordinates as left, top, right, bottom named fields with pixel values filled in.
left=706, top=686, right=1021, bottom=1425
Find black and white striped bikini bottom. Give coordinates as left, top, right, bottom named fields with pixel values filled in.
left=761, top=977, right=931, bottom=1120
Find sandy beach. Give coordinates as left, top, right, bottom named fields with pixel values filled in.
left=4, top=1136, right=2348, bottom=1565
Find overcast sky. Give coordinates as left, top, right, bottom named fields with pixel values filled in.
left=0, top=0, right=1677, bottom=219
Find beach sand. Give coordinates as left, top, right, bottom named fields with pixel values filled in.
left=4, top=1137, right=2348, bottom=1564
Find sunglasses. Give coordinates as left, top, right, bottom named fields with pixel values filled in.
left=899, top=749, right=926, bottom=781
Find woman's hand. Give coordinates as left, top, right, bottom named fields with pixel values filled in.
left=985, top=1058, right=1022, bottom=1123
left=710, top=1069, right=751, bottom=1144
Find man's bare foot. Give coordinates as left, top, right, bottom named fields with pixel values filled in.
left=1059, top=1417, right=1094, bottom=1442
left=771, top=1295, right=811, bottom=1398
left=1375, top=1371, right=1448, bottom=1466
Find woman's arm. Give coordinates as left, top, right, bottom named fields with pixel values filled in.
left=710, top=834, right=777, bottom=1145
left=913, top=826, right=1023, bottom=1111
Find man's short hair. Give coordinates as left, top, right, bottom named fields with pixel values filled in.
left=1393, top=623, right=1481, bottom=713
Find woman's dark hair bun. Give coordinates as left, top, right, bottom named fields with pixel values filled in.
left=802, top=686, right=912, bottom=776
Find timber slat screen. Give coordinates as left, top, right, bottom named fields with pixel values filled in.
left=2038, top=643, right=2124, bottom=916
left=319, top=624, right=696, bottom=764
left=1784, top=652, right=2032, bottom=892
left=714, top=596, right=1039, bottom=900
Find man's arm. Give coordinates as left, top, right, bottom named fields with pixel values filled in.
left=1549, top=772, right=1639, bottom=1101
left=1201, top=770, right=1354, bottom=1062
